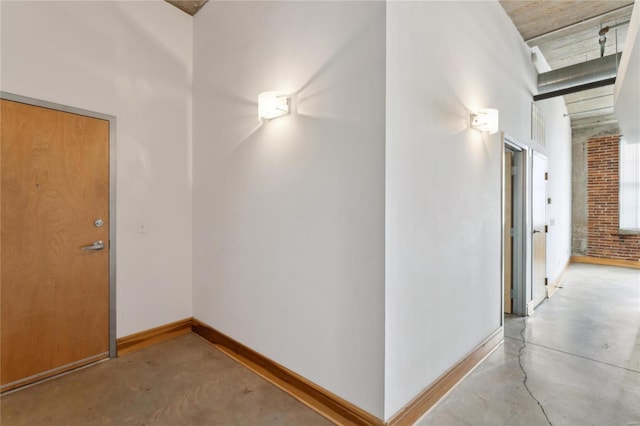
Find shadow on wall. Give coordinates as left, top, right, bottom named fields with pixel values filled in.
left=199, top=3, right=385, bottom=153
left=294, top=14, right=382, bottom=122
left=417, top=1, right=536, bottom=145
left=194, top=0, right=386, bottom=273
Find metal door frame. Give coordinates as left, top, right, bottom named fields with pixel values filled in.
left=503, top=135, right=529, bottom=316
left=1, top=91, right=117, bottom=358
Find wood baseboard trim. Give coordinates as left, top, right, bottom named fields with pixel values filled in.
left=387, top=327, right=504, bottom=426
left=1, top=352, right=108, bottom=393
left=113, top=318, right=505, bottom=426
left=547, top=259, right=571, bottom=298
left=192, top=318, right=384, bottom=426
left=117, top=318, right=193, bottom=356
left=571, top=256, right=640, bottom=269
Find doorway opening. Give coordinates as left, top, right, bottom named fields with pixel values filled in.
left=504, top=136, right=527, bottom=316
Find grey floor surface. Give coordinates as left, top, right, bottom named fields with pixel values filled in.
left=2, top=263, right=639, bottom=426
left=419, top=263, right=640, bottom=426
left=1, top=334, right=332, bottom=426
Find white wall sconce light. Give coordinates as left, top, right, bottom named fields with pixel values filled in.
left=470, top=108, right=499, bottom=134
left=258, top=91, right=290, bottom=121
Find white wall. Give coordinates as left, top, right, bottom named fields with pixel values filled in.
left=0, top=1, right=193, bottom=337
left=385, top=1, right=571, bottom=418
left=535, top=99, right=572, bottom=283
left=529, top=49, right=573, bottom=298
left=615, top=0, right=640, bottom=144
left=192, top=1, right=386, bottom=417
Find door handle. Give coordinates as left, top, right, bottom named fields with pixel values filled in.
left=82, top=240, right=105, bottom=251
left=533, top=229, right=542, bottom=234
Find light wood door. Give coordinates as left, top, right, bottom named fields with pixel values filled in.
left=1, top=99, right=110, bottom=391
left=504, top=151, right=513, bottom=314
left=532, top=153, right=547, bottom=309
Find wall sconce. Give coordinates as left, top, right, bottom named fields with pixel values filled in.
left=258, top=92, right=290, bottom=121
left=470, top=109, right=499, bottom=134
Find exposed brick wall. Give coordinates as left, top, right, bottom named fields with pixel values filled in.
left=587, top=135, right=640, bottom=261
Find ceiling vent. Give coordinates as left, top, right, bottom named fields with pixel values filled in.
left=534, top=52, right=622, bottom=101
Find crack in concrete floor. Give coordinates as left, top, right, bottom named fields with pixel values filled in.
left=518, top=317, right=553, bottom=426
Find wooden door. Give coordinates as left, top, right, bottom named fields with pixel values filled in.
left=531, top=153, right=547, bottom=310
left=1, top=99, right=110, bottom=391
left=504, top=151, right=513, bottom=314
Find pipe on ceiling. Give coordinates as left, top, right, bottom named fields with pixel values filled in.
left=599, top=21, right=630, bottom=57
left=534, top=52, right=622, bottom=101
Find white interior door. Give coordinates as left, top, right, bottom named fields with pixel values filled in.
left=532, top=153, right=547, bottom=309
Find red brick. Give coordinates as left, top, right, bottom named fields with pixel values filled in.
left=586, top=135, right=640, bottom=261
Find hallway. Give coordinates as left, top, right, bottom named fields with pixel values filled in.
left=419, top=263, right=640, bottom=425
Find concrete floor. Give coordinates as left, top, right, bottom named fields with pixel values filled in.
left=419, top=263, right=640, bottom=426
left=2, top=263, right=639, bottom=425
left=1, top=334, right=332, bottom=426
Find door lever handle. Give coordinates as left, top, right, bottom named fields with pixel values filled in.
left=82, top=240, right=105, bottom=251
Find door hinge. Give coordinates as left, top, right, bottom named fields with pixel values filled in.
left=545, top=225, right=548, bottom=233
left=544, top=172, right=548, bottom=180
left=510, top=228, right=516, bottom=237
left=511, top=165, right=517, bottom=176
left=544, top=278, right=548, bottom=286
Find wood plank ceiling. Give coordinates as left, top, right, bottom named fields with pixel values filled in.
left=500, top=0, right=635, bottom=130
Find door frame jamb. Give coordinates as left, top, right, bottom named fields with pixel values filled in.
left=503, top=134, right=529, bottom=317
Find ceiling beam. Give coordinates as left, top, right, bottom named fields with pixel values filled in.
left=534, top=77, right=616, bottom=101
left=571, top=113, right=618, bottom=130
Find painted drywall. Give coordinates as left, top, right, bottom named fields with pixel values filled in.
left=535, top=99, right=572, bottom=283
left=530, top=49, right=572, bottom=295
left=192, top=1, right=385, bottom=417
left=0, top=1, right=193, bottom=337
left=385, top=1, right=572, bottom=417
left=614, top=0, right=640, bottom=144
